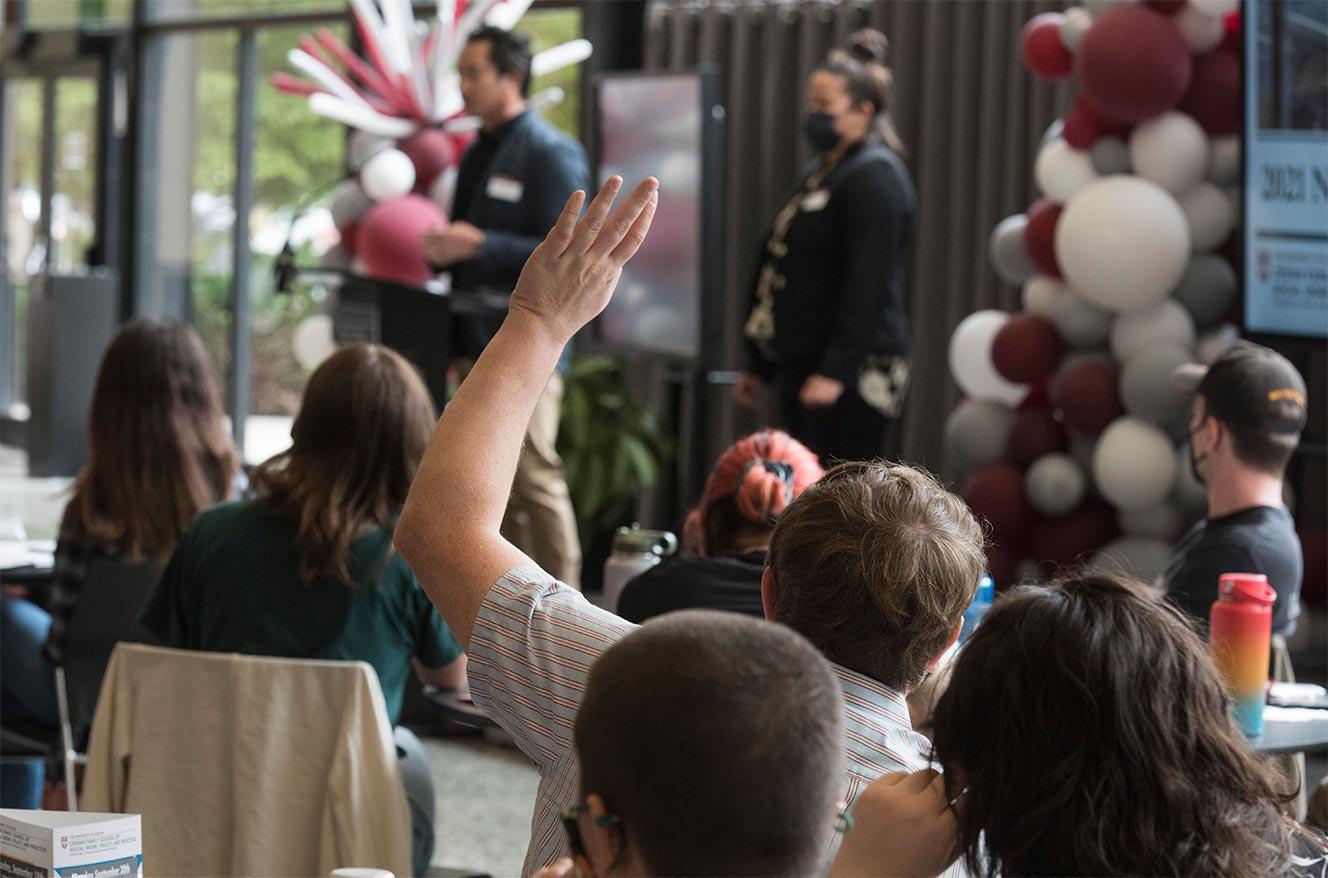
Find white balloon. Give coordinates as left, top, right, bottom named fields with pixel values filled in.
left=1035, top=139, right=1100, bottom=202
left=1175, top=4, right=1225, bottom=52
left=1110, top=300, right=1197, bottom=362
left=1055, top=176, right=1190, bottom=312
left=428, top=165, right=459, bottom=216
left=1119, top=502, right=1184, bottom=541
left=1208, top=136, right=1241, bottom=185
left=1023, top=276, right=1068, bottom=317
left=1025, top=453, right=1087, bottom=517
left=292, top=314, right=337, bottom=371
left=1178, top=182, right=1235, bottom=252
left=1090, top=537, right=1174, bottom=581
left=948, top=310, right=1028, bottom=406
left=1059, top=6, right=1094, bottom=51
left=1189, top=0, right=1237, bottom=16
left=1129, top=112, right=1209, bottom=194
left=359, top=148, right=416, bottom=202
left=1093, top=417, right=1179, bottom=511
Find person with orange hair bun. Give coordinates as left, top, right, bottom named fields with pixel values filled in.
left=617, top=430, right=824, bottom=624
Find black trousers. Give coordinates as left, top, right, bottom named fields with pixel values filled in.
left=774, top=368, right=897, bottom=466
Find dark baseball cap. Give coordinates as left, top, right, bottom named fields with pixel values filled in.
left=1171, top=341, right=1307, bottom=436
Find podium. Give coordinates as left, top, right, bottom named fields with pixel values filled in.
left=325, top=273, right=509, bottom=410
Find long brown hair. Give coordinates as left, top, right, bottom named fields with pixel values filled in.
left=820, top=28, right=906, bottom=156
left=249, top=343, right=435, bottom=583
left=931, top=574, right=1297, bottom=877
left=67, top=317, right=236, bottom=560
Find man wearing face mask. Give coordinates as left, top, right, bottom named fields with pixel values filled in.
left=1161, top=341, right=1309, bottom=638
left=735, top=29, right=917, bottom=464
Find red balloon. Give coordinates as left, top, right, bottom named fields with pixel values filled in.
left=1221, top=11, right=1241, bottom=53
left=1062, top=97, right=1113, bottom=149
left=1030, top=500, right=1120, bottom=567
left=337, top=221, right=358, bottom=256
left=356, top=194, right=448, bottom=287
left=1019, top=381, right=1051, bottom=411
left=1021, top=13, right=1073, bottom=81
left=1023, top=199, right=1063, bottom=278
left=964, top=463, right=1034, bottom=544
left=397, top=128, right=457, bottom=195
left=1180, top=50, right=1240, bottom=135
left=1007, top=406, right=1068, bottom=467
left=1144, top=0, right=1186, bottom=14
left=1053, top=360, right=1123, bottom=435
left=992, top=313, right=1064, bottom=385
left=1075, top=5, right=1193, bottom=124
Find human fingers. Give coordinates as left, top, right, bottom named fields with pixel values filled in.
left=545, top=190, right=586, bottom=256
left=608, top=185, right=658, bottom=264
left=568, top=175, right=623, bottom=254
left=592, top=177, right=659, bottom=259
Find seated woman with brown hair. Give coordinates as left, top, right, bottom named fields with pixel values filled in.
left=141, top=343, right=465, bottom=877
left=1, top=317, right=239, bottom=733
left=831, top=573, right=1328, bottom=878
left=616, top=430, right=823, bottom=623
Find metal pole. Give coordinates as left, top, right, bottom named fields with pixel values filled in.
left=229, top=27, right=256, bottom=453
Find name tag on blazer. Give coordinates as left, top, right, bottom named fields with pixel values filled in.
left=486, top=174, right=525, bottom=203
left=801, top=189, right=831, bottom=212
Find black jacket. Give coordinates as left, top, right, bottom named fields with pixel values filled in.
left=744, top=140, right=916, bottom=383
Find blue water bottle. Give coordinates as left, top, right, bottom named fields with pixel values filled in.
left=959, top=574, right=995, bottom=644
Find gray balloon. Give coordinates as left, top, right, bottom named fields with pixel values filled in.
left=1025, top=453, right=1087, bottom=517
left=1172, top=253, right=1237, bottom=329
left=989, top=214, right=1038, bottom=286
left=1089, top=537, right=1174, bottom=582
left=1051, top=292, right=1114, bottom=349
left=1090, top=136, right=1132, bottom=175
left=944, top=398, right=1017, bottom=480
left=347, top=130, right=393, bottom=172
left=1120, top=345, right=1194, bottom=435
left=329, top=179, right=373, bottom=228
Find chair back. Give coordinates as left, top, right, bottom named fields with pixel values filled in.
left=62, top=559, right=161, bottom=731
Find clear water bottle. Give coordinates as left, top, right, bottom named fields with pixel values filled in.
left=959, top=574, right=995, bottom=644
left=602, top=524, right=678, bottom=615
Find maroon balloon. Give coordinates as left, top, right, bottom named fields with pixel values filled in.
left=963, top=463, right=1034, bottom=543
left=1021, top=13, right=1073, bottom=80
left=337, top=221, right=358, bottom=256
left=1075, top=5, right=1193, bottom=124
left=397, top=128, right=457, bottom=195
left=1180, top=50, right=1240, bottom=135
left=1007, top=406, right=1068, bottom=468
left=1053, top=360, right=1123, bottom=435
left=1030, top=500, right=1120, bottom=567
left=1023, top=199, right=1063, bottom=278
left=1062, top=97, right=1110, bottom=149
left=984, top=541, right=1023, bottom=589
left=357, top=194, right=448, bottom=287
left=1143, top=0, right=1186, bottom=14
left=992, top=313, right=1064, bottom=385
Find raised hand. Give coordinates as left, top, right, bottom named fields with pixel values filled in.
left=508, top=175, right=659, bottom=346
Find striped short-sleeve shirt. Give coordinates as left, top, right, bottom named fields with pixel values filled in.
left=468, top=564, right=960, bottom=877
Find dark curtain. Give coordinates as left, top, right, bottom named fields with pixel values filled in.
left=645, top=0, right=1070, bottom=473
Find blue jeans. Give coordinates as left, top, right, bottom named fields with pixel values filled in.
left=394, top=726, right=435, bottom=877
left=0, top=597, right=58, bottom=728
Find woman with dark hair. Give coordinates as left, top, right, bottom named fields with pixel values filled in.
left=735, top=29, right=916, bottom=465
left=830, top=574, right=1328, bottom=878
left=616, top=430, right=823, bottom=623
left=141, top=343, right=465, bottom=877
left=1, top=317, right=238, bottom=730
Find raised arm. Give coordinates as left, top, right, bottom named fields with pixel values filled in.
left=395, top=176, right=658, bottom=648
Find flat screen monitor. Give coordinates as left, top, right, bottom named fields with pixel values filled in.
left=1243, top=0, right=1328, bottom=338
left=594, top=71, right=723, bottom=363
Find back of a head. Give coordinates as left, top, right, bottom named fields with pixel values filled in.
left=70, top=317, right=235, bottom=558
left=575, top=611, right=844, bottom=876
left=931, top=574, right=1294, bottom=877
left=250, top=344, right=436, bottom=582
left=767, top=461, right=984, bottom=691
left=820, top=28, right=904, bottom=154
left=685, top=430, right=824, bottom=556
left=467, top=25, right=533, bottom=97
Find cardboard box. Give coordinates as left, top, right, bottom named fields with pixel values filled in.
left=0, top=811, right=141, bottom=878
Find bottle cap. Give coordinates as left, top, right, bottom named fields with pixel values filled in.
left=1217, top=572, right=1275, bottom=606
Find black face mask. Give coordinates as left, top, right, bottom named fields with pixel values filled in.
left=804, top=112, right=841, bottom=153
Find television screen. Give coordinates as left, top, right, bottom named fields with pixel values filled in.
left=595, top=73, right=712, bottom=360
left=1243, top=0, right=1328, bottom=338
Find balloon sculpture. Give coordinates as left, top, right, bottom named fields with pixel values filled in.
left=272, top=0, right=592, bottom=287
left=949, top=0, right=1241, bottom=586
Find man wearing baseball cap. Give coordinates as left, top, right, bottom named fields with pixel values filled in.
left=1163, top=341, right=1309, bottom=637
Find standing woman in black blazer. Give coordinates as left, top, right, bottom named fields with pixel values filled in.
left=735, top=30, right=916, bottom=465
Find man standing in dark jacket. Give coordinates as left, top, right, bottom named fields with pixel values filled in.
left=423, top=26, right=588, bottom=588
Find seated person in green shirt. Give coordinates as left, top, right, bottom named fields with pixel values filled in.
left=142, top=343, right=465, bottom=878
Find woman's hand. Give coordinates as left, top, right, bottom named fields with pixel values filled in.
left=508, top=175, right=658, bottom=347
left=799, top=373, right=844, bottom=408
left=733, top=372, right=766, bottom=408
left=829, top=769, right=962, bottom=878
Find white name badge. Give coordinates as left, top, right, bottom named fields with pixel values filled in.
left=801, top=189, right=830, bottom=212
left=486, top=175, right=525, bottom=203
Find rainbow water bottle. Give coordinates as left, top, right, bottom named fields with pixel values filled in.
left=1209, top=573, right=1275, bottom=739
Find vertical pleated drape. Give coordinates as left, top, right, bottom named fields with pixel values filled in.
left=645, top=0, right=1071, bottom=473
